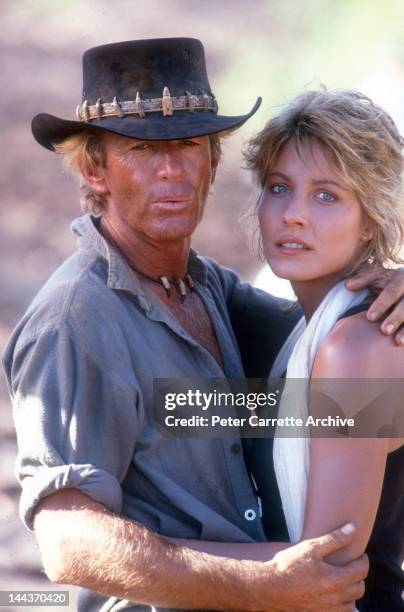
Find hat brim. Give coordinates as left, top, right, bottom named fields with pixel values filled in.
left=32, top=97, right=262, bottom=151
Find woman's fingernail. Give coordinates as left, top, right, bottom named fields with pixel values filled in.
left=368, top=311, right=378, bottom=321
left=384, top=324, right=394, bottom=334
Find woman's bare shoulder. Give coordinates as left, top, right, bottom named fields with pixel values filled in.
left=312, top=312, right=404, bottom=451
left=313, top=311, right=404, bottom=378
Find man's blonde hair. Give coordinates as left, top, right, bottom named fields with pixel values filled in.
left=54, top=130, right=223, bottom=214
left=245, top=89, right=404, bottom=269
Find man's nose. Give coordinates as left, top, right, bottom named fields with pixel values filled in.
left=157, top=146, right=185, bottom=181
left=282, top=193, right=309, bottom=226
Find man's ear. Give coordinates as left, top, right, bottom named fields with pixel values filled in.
left=81, top=165, right=109, bottom=196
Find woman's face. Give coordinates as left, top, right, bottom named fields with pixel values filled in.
left=258, top=138, right=372, bottom=287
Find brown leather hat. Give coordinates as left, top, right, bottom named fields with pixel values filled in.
left=32, top=37, right=262, bottom=151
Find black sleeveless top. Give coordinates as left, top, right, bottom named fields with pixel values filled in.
left=244, top=302, right=404, bottom=610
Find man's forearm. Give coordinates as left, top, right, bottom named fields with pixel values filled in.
left=34, top=489, right=265, bottom=611
left=34, top=489, right=367, bottom=611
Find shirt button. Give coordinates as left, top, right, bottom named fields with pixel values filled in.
left=244, top=509, right=257, bottom=521
left=230, top=442, right=241, bottom=454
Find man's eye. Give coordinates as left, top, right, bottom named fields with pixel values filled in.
left=131, top=143, right=150, bottom=151
left=181, top=139, right=199, bottom=146
left=270, top=184, right=289, bottom=194
left=317, top=191, right=336, bottom=202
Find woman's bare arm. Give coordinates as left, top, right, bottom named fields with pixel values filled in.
left=167, top=538, right=290, bottom=561
left=302, top=311, right=403, bottom=564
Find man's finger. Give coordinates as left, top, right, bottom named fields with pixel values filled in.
left=395, top=327, right=404, bottom=346
left=334, top=553, right=369, bottom=585
left=308, top=523, right=356, bottom=559
left=342, top=579, right=366, bottom=604
left=367, top=287, right=404, bottom=323
left=345, top=268, right=379, bottom=292
left=325, top=578, right=365, bottom=608
left=381, top=314, right=404, bottom=337
left=373, top=298, right=404, bottom=342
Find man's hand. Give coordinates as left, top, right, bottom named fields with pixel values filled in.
left=256, top=524, right=368, bottom=612
left=346, top=266, right=404, bottom=345
left=35, top=491, right=367, bottom=611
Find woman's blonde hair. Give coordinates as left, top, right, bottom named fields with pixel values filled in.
left=54, top=130, right=223, bottom=214
left=245, top=89, right=404, bottom=269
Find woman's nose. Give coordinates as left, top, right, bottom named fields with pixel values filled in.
left=282, top=194, right=309, bottom=226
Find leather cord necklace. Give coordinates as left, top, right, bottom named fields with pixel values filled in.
left=130, top=265, right=194, bottom=302
left=98, top=218, right=194, bottom=302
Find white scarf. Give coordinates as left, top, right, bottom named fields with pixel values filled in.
left=271, top=281, right=369, bottom=544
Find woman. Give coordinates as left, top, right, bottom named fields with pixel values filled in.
left=247, top=89, right=404, bottom=611
left=179, top=90, right=404, bottom=610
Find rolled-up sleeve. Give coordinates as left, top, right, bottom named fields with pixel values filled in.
left=5, top=323, right=140, bottom=529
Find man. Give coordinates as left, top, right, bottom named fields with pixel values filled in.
left=3, top=38, right=404, bottom=611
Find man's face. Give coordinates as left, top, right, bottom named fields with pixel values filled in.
left=94, top=132, right=217, bottom=241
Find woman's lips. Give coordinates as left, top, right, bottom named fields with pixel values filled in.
left=275, top=239, right=313, bottom=254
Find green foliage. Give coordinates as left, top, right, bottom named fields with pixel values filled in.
left=215, top=0, right=404, bottom=135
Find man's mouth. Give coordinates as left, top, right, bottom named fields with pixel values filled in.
left=154, top=195, right=191, bottom=202
left=152, top=197, right=193, bottom=213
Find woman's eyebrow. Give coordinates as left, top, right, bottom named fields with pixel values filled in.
left=311, top=178, right=349, bottom=190
left=267, top=171, right=290, bottom=181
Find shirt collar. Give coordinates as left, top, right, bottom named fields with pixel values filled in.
left=71, top=214, right=208, bottom=306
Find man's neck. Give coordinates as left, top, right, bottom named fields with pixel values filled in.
left=100, top=215, right=191, bottom=279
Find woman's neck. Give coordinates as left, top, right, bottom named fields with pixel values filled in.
left=292, top=273, right=346, bottom=321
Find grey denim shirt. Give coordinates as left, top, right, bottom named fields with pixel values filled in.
left=3, top=214, right=271, bottom=611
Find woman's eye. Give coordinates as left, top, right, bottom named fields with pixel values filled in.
left=270, top=183, right=289, bottom=194
left=317, top=191, right=336, bottom=202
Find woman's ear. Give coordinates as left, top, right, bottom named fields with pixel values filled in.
left=360, top=218, right=374, bottom=242
left=361, top=228, right=374, bottom=242
left=81, top=165, right=109, bottom=196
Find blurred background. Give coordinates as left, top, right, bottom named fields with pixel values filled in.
left=1, top=0, right=404, bottom=608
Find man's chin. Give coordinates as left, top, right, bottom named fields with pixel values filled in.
left=148, top=222, right=198, bottom=242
